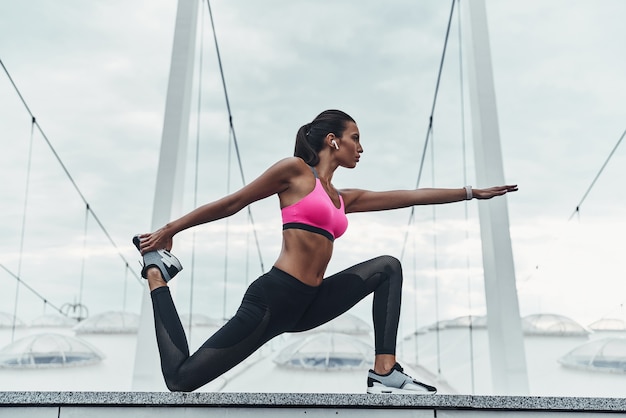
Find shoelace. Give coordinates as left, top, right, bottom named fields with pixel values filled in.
left=395, top=365, right=418, bottom=382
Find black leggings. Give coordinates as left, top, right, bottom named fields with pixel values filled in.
left=151, top=255, right=403, bottom=392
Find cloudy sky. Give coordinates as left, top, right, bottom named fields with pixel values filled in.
left=1, top=0, right=625, bottom=338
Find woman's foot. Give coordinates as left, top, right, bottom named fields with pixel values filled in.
left=367, top=363, right=437, bottom=394
left=132, top=235, right=183, bottom=282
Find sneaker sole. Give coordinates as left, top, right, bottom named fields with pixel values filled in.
left=132, top=235, right=182, bottom=282
left=367, top=385, right=437, bottom=395
left=132, top=235, right=142, bottom=252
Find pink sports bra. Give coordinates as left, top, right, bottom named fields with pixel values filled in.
left=281, top=167, right=348, bottom=241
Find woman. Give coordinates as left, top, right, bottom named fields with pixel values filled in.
left=133, top=109, right=517, bottom=394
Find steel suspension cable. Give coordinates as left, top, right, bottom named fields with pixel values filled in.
left=397, top=0, right=463, bottom=376
left=457, top=0, right=476, bottom=394
left=0, top=58, right=142, bottom=284
left=1, top=263, right=67, bottom=317
left=223, top=130, right=233, bottom=320
left=519, top=128, right=626, bottom=310
left=78, top=204, right=89, bottom=308
left=412, top=227, right=419, bottom=363
left=399, top=0, right=457, bottom=260
left=11, top=116, right=35, bottom=342
left=568, top=128, right=626, bottom=221
left=122, top=263, right=129, bottom=313
left=187, top=0, right=207, bottom=339
left=206, top=0, right=265, bottom=272
left=430, top=127, right=442, bottom=377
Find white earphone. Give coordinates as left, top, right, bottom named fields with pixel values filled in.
left=331, top=140, right=339, bottom=150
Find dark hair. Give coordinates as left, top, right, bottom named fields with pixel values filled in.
left=294, top=109, right=355, bottom=166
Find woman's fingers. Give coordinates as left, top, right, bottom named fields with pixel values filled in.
left=138, top=230, right=173, bottom=254
left=476, top=185, right=518, bottom=199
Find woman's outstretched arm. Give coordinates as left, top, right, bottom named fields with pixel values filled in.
left=137, top=157, right=303, bottom=253
left=340, top=185, right=518, bottom=214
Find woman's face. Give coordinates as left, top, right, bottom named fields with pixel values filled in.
left=336, top=121, right=363, bottom=168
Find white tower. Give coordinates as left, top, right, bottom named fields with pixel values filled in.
left=463, top=0, right=529, bottom=394
left=132, top=0, right=200, bottom=390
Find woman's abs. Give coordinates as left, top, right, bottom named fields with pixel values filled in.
left=274, top=230, right=333, bottom=286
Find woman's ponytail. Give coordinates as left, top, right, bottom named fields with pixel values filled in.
left=294, top=123, right=319, bottom=166
left=293, top=110, right=355, bottom=166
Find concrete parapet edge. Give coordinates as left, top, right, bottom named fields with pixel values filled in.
left=1, top=392, right=626, bottom=412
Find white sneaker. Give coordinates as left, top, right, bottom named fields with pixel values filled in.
left=367, top=363, right=437, bottom=394
left=133, top=235, right=183, bottom=282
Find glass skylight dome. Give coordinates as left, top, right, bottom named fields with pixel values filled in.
left=180, top=313, right=224, bottom=328
left=274, top=332, right=374, bottom=371
left=305, top=313, right=372, bottom=335
left=558, top=337, right=626, bottom=373
left=0, top=333, right=103, bottom=368
left=442, top=315, right=488, bottom=329
left=588, top=318, right=626, bottom=332
left=522, top=314, right=590, bottom=336
left=30, top=314, right=78, bottom=328
left=73, top=311, right=139, bottom=334
left=0, top=312, right=24, bottom=328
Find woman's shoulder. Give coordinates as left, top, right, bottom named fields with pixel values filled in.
left=256, top=157, right=312, bottom=188
left=272, top=156, right=310, bottom=174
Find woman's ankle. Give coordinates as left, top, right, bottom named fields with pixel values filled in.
left=373, top=354, right=397, bottom=375
left=146, top=267, right=168, bottom=291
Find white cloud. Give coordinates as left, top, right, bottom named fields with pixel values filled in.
left=1, top=0, right=625, bottom=338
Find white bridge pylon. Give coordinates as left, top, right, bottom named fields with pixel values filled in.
left=131, top=0, right=529, bottom=395
left=463, top=0, right=529, bottom=395
left=132, top=0, right=199, bottom=391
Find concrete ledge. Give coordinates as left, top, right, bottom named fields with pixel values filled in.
left=1, top=392, right=626, bottom=413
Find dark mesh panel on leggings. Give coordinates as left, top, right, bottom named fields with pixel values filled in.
left=288, top=255, right=403, bottom=355
left=151, top=287, right=189, bottom=368
left=151, top=286, right=271, bottom=392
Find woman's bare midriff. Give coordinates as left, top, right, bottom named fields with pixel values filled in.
left=273, top=229, right=334, bottom=286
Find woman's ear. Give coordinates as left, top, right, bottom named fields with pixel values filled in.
left=326, top=133, right=339, bottom=149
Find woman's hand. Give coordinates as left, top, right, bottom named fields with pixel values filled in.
left=135, top=226, right=174, bottom=254
left=473, top=185, right=518, bottom=200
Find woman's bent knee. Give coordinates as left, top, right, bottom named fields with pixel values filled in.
left=378, top=255, right=402, bottom=275
left=164, top=373, right=208, bottom=392
left=165, top=377, right=195, bottom=392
